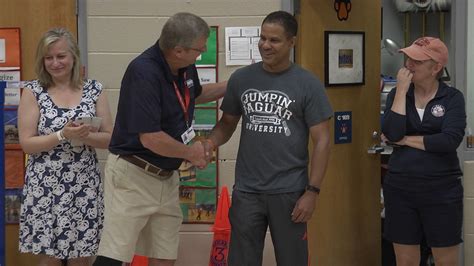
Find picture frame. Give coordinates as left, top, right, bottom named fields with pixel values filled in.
left=324, top=31, right=365, bottom=86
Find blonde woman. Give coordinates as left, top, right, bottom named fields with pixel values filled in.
left=18, top=28, right=112, bottom=266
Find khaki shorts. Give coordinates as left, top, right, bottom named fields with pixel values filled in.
left=97, top=154, right=183, bottom=262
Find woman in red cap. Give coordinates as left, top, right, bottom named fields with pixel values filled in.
left=382, top=37, right=465, bottom=266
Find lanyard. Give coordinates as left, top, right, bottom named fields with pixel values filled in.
left=173, top=73, right=191, bottom=127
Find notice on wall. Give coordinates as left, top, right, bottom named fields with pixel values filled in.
left=0, top=28, right=21, bottom=70
left=225, top=26, right=262, bottom=66
left=1, top=71, right=21, bottom=106
left=0, top=70, right=20, bottom=82
left=0, top=39, right=5, bottom=63
left=196, top=68, right=216, bottom=85
left=334, top=111, right=352, bottom=144
left=5, top=87, right=20, bottom=106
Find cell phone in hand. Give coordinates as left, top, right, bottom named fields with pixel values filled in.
left=74, top=117, right=92, bottom=126
left=91, top=117, right=102, bottom=130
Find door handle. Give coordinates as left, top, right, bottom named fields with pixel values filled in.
left=368, top=131, right=384, bottom=154
left=367, top=144, right=385, bottom=154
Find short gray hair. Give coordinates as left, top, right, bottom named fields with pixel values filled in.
left=159, top=12, right=210, bottom=51
left=35, top=28, right=82, bottom=89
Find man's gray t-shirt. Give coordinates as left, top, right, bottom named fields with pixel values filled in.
left=221, top=62, right=333, bottom=193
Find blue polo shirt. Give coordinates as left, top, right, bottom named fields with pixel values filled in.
left=382, top=81, right=466, bottom=191
left=109, top=43, right=202, bottom=170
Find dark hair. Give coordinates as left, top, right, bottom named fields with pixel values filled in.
left=262, top=11, right=298, bottom=38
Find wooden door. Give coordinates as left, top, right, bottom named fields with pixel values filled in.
left=0, top=0, right=77, bottom=264
left=297, top=1, right=381, bottom=265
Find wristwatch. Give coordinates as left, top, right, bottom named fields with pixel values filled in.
left=305, top=184, right=320, bottom=194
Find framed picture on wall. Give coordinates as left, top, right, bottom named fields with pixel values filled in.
left=324, top=31, right=365, bottom=86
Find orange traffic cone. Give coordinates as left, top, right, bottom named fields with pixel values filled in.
left=130, top=255, right=148, bottom=266
left=209, top=186, right=231, bottom=266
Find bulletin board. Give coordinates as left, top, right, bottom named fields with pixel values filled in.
left=0, top=28, right=23, bottom=229
left=195, top=26, right=218, bottom=108
left=0, top=28, right=21, bottom=70
left=0, top=27, right=22, bottom=266
left=179, top=26, right=219, bottom=224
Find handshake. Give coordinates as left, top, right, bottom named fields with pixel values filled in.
left=187, top=138, right=216, bottom=169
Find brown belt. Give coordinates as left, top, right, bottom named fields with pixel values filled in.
left=119, top=155, right=174, bottom=179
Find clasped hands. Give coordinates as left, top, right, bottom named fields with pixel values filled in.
left=187, top=139, right=215, bottom=169
left=61, top=120, right=98, bottom=140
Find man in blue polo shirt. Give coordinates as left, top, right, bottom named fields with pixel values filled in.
left=93, top=12, right=226, bottom=266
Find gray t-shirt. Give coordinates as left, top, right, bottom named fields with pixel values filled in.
left=221, top=62, right=333, bottom=193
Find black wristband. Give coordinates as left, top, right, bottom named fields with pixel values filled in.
left=305, top=184, right=320, bottom=194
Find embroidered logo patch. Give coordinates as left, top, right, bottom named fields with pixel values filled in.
left=431, top=104, right=445, bottom=117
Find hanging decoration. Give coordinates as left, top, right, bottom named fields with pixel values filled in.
left=334, top=0, right=352, bottom=21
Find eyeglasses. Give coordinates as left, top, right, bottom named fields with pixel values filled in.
left=187, top=46, right=207, bottom=53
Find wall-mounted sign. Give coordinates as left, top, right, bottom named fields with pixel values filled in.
left=0, top=28, right=21, bottom=71
left=225, top=26, right=262, bottom=66
left=1, top=72, right=21, bottom=106
left=0, top=39, right=5, bottom=63
left=334, top=111, right=352, bottom=144
left=196, top=68, right=216, bottom=85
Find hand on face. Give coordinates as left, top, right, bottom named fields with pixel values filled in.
left=396, top=67, right=413, bottom=94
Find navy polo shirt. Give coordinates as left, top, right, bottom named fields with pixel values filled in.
left=109, top=43, right=202, bottom=170
left=382, top=81, right=466, bottom=191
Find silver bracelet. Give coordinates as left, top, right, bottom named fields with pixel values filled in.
left=56, top=130, right=66, bottom=141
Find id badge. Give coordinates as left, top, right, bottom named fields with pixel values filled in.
left=181, top=126, right=196, bottom=145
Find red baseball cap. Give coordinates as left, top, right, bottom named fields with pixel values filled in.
left=399, top=37, right=448, bottom=66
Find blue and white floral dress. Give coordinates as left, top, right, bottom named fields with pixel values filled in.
left=19, top=79, right=104, bottom=259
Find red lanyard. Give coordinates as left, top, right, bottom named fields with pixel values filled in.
left=173, top=73, right=191, bottom=127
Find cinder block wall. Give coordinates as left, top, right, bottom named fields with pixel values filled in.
left=86, top=1, right=281, bottom=265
